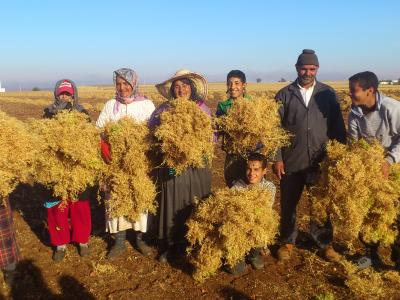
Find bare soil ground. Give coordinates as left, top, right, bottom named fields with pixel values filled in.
left=1, top=86, right=400, bottom=299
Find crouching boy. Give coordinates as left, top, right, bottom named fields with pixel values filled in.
left=226, top=152, right=276, bottom=275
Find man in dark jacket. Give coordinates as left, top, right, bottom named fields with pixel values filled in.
left=272, top=49, right=346, bottom=262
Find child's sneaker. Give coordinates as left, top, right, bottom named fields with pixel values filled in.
left=79, top=244, right=90, bottom=257
left=248, top=248, right=264, bottom=270
left=356, top=255, right=372, bottom=270
left=225, top=260, right=246, bottom=275
left=52, top=248, right=66, bottom=262
left=356, top=244, right=380, bottom=270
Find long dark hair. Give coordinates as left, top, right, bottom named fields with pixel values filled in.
left=169, top=78, right=202, bottom=101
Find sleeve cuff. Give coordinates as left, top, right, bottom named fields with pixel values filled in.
left=385, top=155, right=395, bottom=165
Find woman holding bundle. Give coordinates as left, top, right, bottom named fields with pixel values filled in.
left=96, top=68, right=156, bottom=260
left=149, top=69, right=212, bottom=263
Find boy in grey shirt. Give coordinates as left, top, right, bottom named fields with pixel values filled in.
left=226, top=152, right=276, bottom=275
left=348, top=71, right=400, bottom=269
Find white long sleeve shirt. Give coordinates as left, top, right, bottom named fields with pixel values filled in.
left=96, top=98, right=156, bottom=233
left=96, top=98, right=156, bottom=128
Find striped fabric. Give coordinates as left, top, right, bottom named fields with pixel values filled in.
left=0, top=198, right=19, bottom=269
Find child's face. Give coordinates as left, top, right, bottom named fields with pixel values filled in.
left=59, top=92, right=73, bottom=103
left=246, top=160, right=267, bottom=185
left=227, top=76, right=246, bottom=99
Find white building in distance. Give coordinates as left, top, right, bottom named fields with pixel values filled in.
left=0, top=82, right=5, bottom=92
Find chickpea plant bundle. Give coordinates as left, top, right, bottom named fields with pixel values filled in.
left=30, top=111, right=104, bottom=202
left=101, top=117, right=157, bottom=221
left=0, top=110, right=37, bottom=203
left=310, top=139, right=400, bottom=251
left=216, top=97, right=290, bottom=157
left=340, top=260, right=400, bottom=299
left=153, top=98, right=214, bottom=174
left=186, top=186, right=279, bottom=282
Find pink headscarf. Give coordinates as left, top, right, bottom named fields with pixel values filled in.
left=113, top=68, right=146, bottom=114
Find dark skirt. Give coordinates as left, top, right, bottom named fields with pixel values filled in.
left=0, top=198, right=19, bottom=269
left=156, top=167, right=212, bottom=245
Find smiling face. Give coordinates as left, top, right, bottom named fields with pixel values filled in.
left=115, top=76, right=133, bottom=98
left=246, top=160, right=267, bottom=185
left=349, top=80, right=375, bottom=107
left=173, top=79, right=192, bottom=100
left=227, top=76, right=246, bottom=99
left=296, top=64, right=319, bottom=87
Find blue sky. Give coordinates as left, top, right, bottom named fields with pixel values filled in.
left=1, top=0, right=399, bottom=89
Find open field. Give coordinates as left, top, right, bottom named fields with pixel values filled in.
left=1, top=83, right=400, bottom=299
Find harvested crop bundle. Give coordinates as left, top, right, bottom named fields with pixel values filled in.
left=30, top=111, right=103, bottom=201
left=311, top=139, right=400, bottom=251
left=186, top=186, right=279, bottom=281
left=0, top=111, right=36, bottom=202
left=215, top=97, right=290, bottom=157
left=341, top=260, right=400, bottom=299
left=101, top=117, right=157, bottom=221
left=153, top=98, right=214, bottom=174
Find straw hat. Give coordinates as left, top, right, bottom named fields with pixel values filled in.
left=156, top=69, right=208, bottom=100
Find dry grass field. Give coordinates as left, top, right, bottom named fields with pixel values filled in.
left=1, top=82, right=400, bottom=299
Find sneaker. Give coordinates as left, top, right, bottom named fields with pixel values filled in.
left=320, top=245, right=341, bottom=263
left=225, top=260, right=246, bottom=275
left=79, top=244, right=90, bottom=257
left=277, top=244, right=294, bottom=262
left=52, top=249, right=66, bottom=262
left=248, top=253, right=264, bottom=270
left=357, top=244, right=381, bottom=270
left=356, top=255, right=372, bottom=270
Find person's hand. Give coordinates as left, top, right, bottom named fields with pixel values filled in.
left=382, top=160, right=391, bottom=179
left=273, top=161, right=285, bottom=180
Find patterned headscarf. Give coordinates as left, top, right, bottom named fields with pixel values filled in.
left=113, top=68, right=145, bottom=114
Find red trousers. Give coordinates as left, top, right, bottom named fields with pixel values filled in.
left=47, top=200, right=91, bottom=246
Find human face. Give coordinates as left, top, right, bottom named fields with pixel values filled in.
left=349, top=81, right=375, bottom=108
left=116, top=76, right=133, bottom=98
left=173, top=80, right=192, bottom=100
left=296, top=64, right=319, bottom=87
left=227, top=77, right=246, bottom=99
left=58, top=92, right=73, bottom=103
left=246, top=160, right=267, bottom=185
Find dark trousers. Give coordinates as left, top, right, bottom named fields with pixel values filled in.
left=280, top=170, right=332, bottom=247
left=280, top=171, right=306, bottom=244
